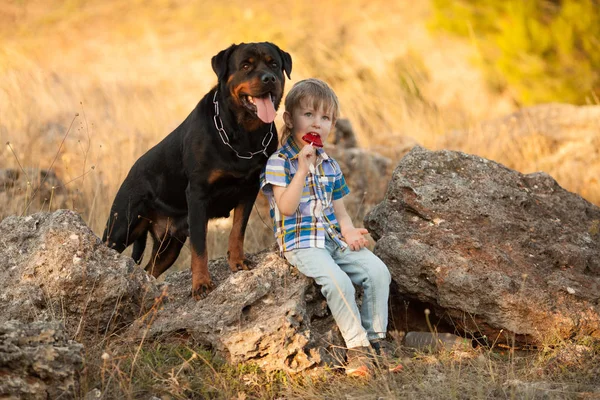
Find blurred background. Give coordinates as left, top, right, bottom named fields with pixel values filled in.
left=1, top=0, right=599, bottom=266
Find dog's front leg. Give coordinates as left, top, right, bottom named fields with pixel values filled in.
left=187, top=192, right=213, bottom=300
left=227, top=187, right=258, bottom=272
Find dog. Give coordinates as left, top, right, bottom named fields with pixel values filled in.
left=102, top=42, right=292, bottom=300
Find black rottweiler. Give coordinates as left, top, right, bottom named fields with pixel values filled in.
left=102, top=42, right=292, bottom=300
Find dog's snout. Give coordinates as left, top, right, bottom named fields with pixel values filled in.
left=261, top=73, right=276, bottom=84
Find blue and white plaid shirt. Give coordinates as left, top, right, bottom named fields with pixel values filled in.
left=260, top=136, right=350, bottom=254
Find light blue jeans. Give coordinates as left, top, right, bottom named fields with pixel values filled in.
left=284, top=235, right=391, bottom=348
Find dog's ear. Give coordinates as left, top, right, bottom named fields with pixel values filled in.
left=212, top=44, right=238, bottom=82
left=268, top=43, right=292, bottom=80
left=280, top=49, right=292, bottom=80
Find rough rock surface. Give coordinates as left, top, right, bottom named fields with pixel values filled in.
left=0, top=210, right=160, bottom=342
left=140, top=250, right=343, bottom=373
left=365, top=146, right=600, bottom=345
left=0, top=210, right=344, bottom=374
left=0, top=320, right=83, bottom=400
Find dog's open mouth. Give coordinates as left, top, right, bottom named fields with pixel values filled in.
left=243, top=93, right=276, bottom=123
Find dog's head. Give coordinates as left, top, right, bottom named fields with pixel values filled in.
left=212, top=42, right=292, bottom=128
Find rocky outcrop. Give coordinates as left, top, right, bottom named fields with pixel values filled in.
left=139, top=250, right=343, bottom=373
left=0, top=320, right=83, bottom=400
left=365, top=146, right=600, bottom=345
left=2, top=142, right=599, bottom=376
left=0, top=210, right=160, bottom=342
left=0, top=210, right=342, bottom=374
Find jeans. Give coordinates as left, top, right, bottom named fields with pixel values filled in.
left=284, top=235, right=391, bottom=348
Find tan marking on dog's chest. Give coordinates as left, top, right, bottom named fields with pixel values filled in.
left=149, top=213, right=184, bottom=238
left=208, top=169, right=245, bottom=185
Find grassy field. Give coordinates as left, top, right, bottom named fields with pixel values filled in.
left=81, top=334, right=600, bottom=399
left=1, top=1, right=600, bottom=398
left=2, top=0, right=597, bottom=244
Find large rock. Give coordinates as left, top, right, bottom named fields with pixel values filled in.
left=0, top=210, right=160, bottom=342
left=0, top=210, right=343, bottom=373
left=0, top=320, right=83, bottom=400
left=365, top=146, right=600, bottom=345
left=141, top=250, right=343, bottom=373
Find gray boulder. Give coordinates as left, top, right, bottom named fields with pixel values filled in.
left=0, top=210, right=160, bottom=342
left=365, top=146, right=600, bottom=345
left=140, top=250, right=343, bottom=373
left=0, top=210, right=344, bottom=374
left=0, top=320, right=83, bottom=400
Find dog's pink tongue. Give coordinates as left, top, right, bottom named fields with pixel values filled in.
left=255, top=95, right=276, bottom=123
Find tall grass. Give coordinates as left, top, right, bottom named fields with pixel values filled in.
left=1, top=0, right=598, bottom=259
left=80, top=325, right=600, bottom=399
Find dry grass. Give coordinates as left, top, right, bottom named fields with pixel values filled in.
left=2, top=1, right=600, bottom=397
left=81, top=325, right=600, bottom=399
left=2, top=0, right=597, bottom=249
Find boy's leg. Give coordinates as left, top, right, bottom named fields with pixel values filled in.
left=331, top=247, right=391, bottom=342
left=284, top=247, right=371, bottom=348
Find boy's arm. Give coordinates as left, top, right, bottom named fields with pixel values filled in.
left=333, top=198, right=369, bottom=251
left=272, top=144, right=315, bottom=216
left=272, top=170, right=308, bottom=216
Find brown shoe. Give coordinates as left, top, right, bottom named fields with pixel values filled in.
left=345, top=346, right=374, bottom=377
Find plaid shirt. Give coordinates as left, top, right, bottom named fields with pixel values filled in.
left=260, top=136, right=350, bottom=254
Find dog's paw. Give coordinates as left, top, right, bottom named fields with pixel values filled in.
left=229, top=258, right=253, bottom=272
left=192, top=282, right=215, bottom=300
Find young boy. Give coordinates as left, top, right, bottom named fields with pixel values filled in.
left=260, top=78, right=392, bottom=377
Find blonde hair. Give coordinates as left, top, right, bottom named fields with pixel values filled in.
left=280, top=78, right=340, bottom=145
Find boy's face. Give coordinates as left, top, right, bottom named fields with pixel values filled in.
left=284, top=99, right=334, bottom=148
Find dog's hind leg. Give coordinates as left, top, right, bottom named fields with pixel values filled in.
left=104, top=213, right=149, bottom=252
left=102, top=193, right=149, bottom=252
left=131, top=230, right=148, bottom=264
left=187, top=199, right=213, bottom=300
left=144, top=234, right=185, bottom=278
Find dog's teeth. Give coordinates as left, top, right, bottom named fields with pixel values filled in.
left=247, top=96, right=254, bottom=104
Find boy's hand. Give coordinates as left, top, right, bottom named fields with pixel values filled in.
left=297, top=144, right=316, bottom=176
left=343, top=227, right=369, bottom=251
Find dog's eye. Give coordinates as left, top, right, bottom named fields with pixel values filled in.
left=242, top=63, right=251, bottom=70
left=270, top=61, right=278, bottom=69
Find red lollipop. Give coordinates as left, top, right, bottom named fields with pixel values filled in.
left=302, top=132, right=323, bottom=148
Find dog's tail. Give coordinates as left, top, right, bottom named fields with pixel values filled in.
left=131, top=230, right=148, bottom=264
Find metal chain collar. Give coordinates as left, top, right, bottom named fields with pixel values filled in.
left=213, top=90, right=274, bottom=159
